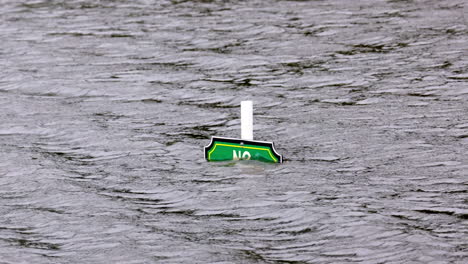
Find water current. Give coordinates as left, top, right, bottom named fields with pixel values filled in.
left=1, top=0, right=467, bottom=263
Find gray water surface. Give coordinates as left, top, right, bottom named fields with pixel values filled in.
left=1, top=0, right=467, bottom=263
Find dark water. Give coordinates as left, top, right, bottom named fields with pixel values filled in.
left=1, top=0, right=467, bottom=263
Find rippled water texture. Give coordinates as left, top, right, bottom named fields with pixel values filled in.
left=1, top=0, right=467, bottom=263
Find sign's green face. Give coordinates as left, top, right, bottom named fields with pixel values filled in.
left=204, top=137, right=282, bottom=163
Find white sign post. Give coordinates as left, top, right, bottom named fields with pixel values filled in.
left=241, top=100, right=253, bottom=140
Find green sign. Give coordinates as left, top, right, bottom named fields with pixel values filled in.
left=204, top=137, right=282, bottom=163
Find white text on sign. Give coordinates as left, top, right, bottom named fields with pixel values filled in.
left=233, top=150, right=251, bottom=160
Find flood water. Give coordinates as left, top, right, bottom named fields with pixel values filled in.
left=1, top=0, right=467, bottom=263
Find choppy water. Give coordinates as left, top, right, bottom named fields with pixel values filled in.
left=1, top=0, right=467, bottom=263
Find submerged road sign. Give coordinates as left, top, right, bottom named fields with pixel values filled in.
left=204, top=137, right=282, bottom=163
left=204, top=101, right=283, bottom=163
